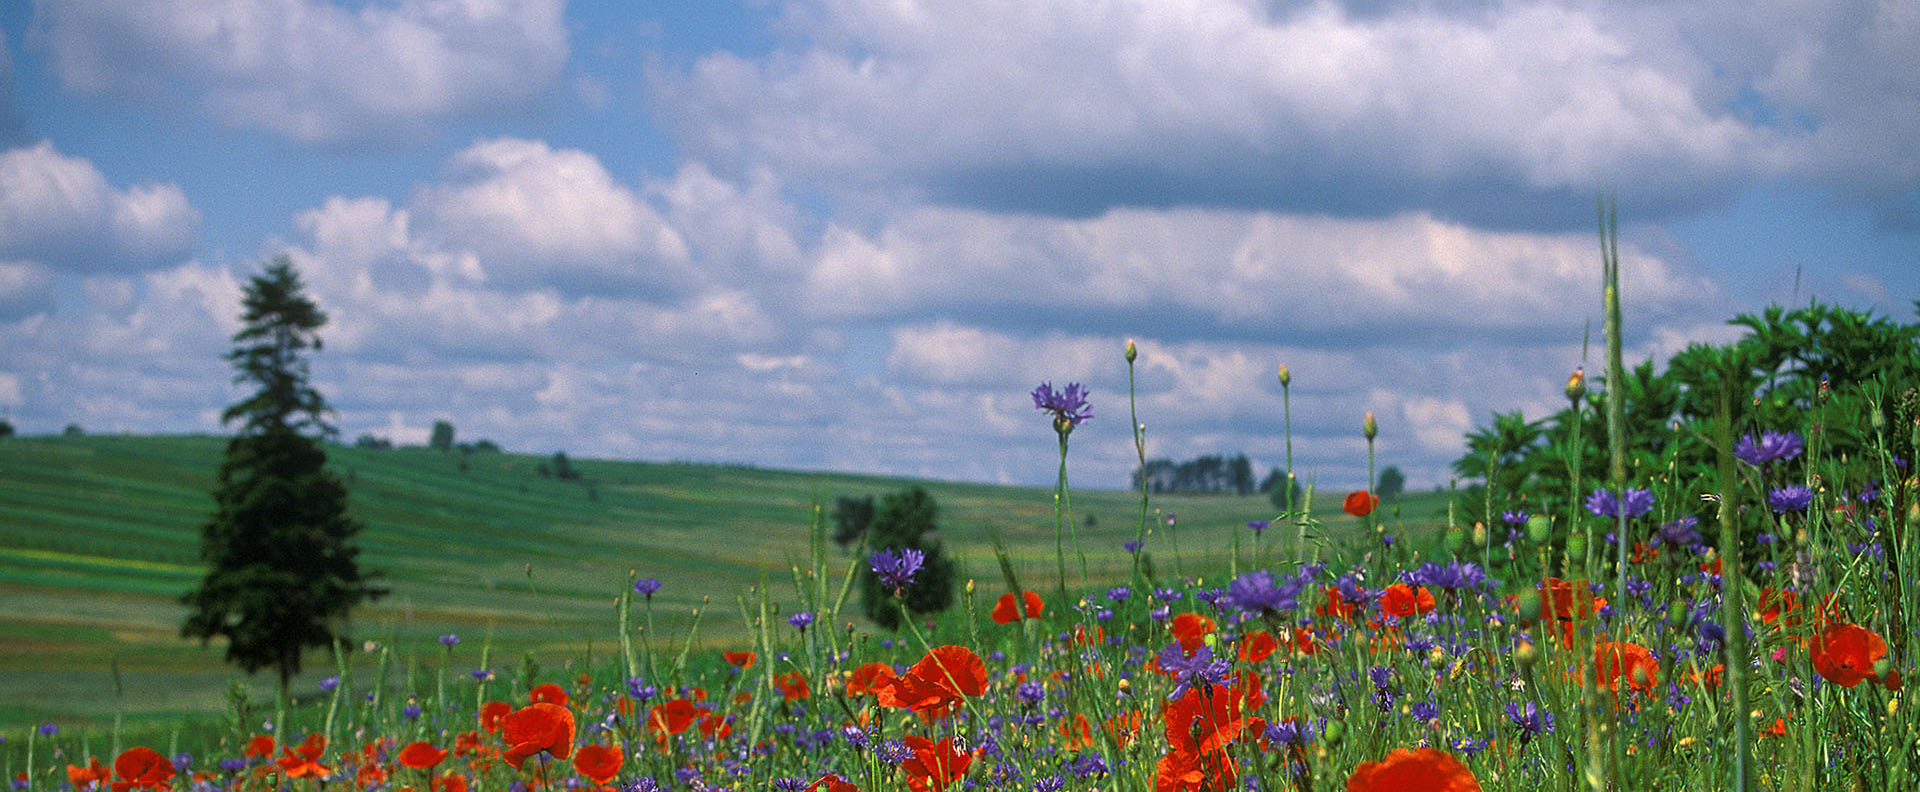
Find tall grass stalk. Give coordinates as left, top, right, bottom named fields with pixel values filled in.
left=1716, top=375, right=1753, bottom=790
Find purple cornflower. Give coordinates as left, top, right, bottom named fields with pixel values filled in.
left=1409, top=701, right=1439, bottom=722
left=1769, top=485, right=1814, bottom=514
left=1123, top=540, right=1143, bottom=554
left=627, top=676, right=656, bottom=700
left=787, top=611, right=816, bottom=630
left=1500, top=510, right=1529, bottom=527
left=1504, top=700, right=1555, bottom=740
left=1734, top=430, right=1804, bottom=466
left=1156, top=643, right=1231, bottom=700
left=626, top=780, right=663, bottom=792
left=218, top=758, right=248, bottom=774
left=633, top=577, right=663, bottom=597
left=1106, top=586, right=1131, bottom=602
left=773, top=779, right=806, bottom=792
left=439, top=633, right=460, bottom=648
left=471, top=668, right=494, bottom=682
left=1404, top=561, right=1487, bottom=590
left=1246, top=520, right=1270, bottom=536
left=1586, top=487, right=1654, bottom=519
left=401, top=702, right=421, bottom=720
left=869, top=547, right=925, bottom=591
left=1655, top=516, right=1702, bottom=549
left=1066, top=754, right=1108, bottom=778
left=318, top=675, right=340, bottom=693
left=1034, top=776, right=1066, bottom=792
left=1032, top=382, right=1093, bottom=428
left=1225, top=570, right=1301, bottom=615
left=37, top=722, right=57, bottom=737
left=1266, top=718, right=1314, bottom=747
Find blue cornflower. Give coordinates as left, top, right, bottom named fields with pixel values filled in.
left=1405, top=561, right=1488, bottom=590
left=438, top=633, right=460, bottom=647
left=402, top=701, right=421, bottom=720
left=1266, top=718, right=1314, bottom=747
left=36, top=722, right=56, bottom=737
left=773, top=779, right=806, bottom=792
left=633, top=577, right=663, bottom=597
left=218, top=758, right=248, bottom=774
left=787, top=611, right=815, bottom=630
left=1156, top=643, right=1231, bottom=700
left=868, top=548, right=925, bottom=591
left=1500, top=509, right=1529, bottom=527
left=1034, top=776, right=1066, bottom=792
left=1769, top=485, right=1814, bottom=514
left=1123, top=540, right=1143, bottom=554
left=318, top=675, right=340, bottom=693
left=1226, top=569, right=1302, bottom=615
left=1106, top=586, right=1131, bottom=602
left=625, top=779, right=663, bottom=792
left=1246, top=520, right=1270, bottom=536
left=1066, top=754, right=1108, bottom=778
left=1655, top=516, right=1702, bottom=549
left=1504, top=700, right=1554, bottom=740
left=1409, top=701, right=1439, bottom=722
left=1032, top=382, right=1093, bottom=428
left=1586, top=487, right=1654, bottom=519
left=1734, top=430, right=1804, bottom=466
left=471, top=668, right=494, bottom=682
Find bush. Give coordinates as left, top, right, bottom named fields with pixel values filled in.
left=858, top=486, right=957, bottom=630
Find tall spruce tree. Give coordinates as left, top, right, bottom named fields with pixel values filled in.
left=181, top=256, right=385, bottom=690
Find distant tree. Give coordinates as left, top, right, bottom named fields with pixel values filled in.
left=858, top=486, right=957, bottom=630
left=181, top=256, right=386, bottom=691
left=353, top=434, right=392, bottom=450
left=0, top=419, right=12, bottom=439
left=551, top=451, right=581, bottom=481
left=470, top=439, right=501, bottom=453
left=831, top=495, right=876, bottom=549
left=1264, top=468, right=1304, bottom=511
left=62, top=423, right=83, bottom=436
left=429, top=420, right=455, bottom=452
left=1376, top=466, right=1407, bottom=499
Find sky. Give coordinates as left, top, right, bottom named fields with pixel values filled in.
left=0, top=0, right=1914, bottom=492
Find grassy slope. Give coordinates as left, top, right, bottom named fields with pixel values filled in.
left=0, top=434, right=1446, bottom=727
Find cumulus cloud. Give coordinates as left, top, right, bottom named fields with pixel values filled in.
left=806, top=205, right=1720, bottom=346
left=32, top=0, right=569, bottom=143
left=0, top=142, right=200, bottom=275
left=650, top=0, right=1870, bottom=226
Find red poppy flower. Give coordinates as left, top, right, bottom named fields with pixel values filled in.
left=502, top=702, right=575, bottom=769
left=1316, top=585, right=1358, bottom=624
left=1343, top=491, right=1378, bottom=517
left=1169, top=612, right=1217, bottom=654
left=434, top=772, right=470, bottom=792
left=66, top=757, right=108, bottom=791
left=1593, top=641, right=1660, bottom=695
left=1056, top=712, right=1094, bottom=751
left=775, top=671, right=811, bottom=700
left=845, top=661, right=897, bottom=697
left=480, top=701, right=513, bottom=733
left=723, top=651, right=756, bottom=669
left=1104, top=709, right=1143, bottom=750
left=647, top=698, right=706, bottom=737
left=355, top=763, right=388, bottom=788
left=1380, top=583, right=1436, bottom=619
left=1345, top=748, right=1480, bottom=792
left=1534, top=578, right=1605, bottom=649
left=697, top=711, right=733, bottom=740
left=807, top=774, right=861, bottom=792
left=111, top=747, right=176, bottom=792
left=528, top=683, right=570, bottom=707
left=1811, top=623, right=1891, bottom=688
left=899, top=735, right=975, bottom=792
left=244, top=734, right=275, bottom=759
left=1072, top=624, right=1104, bottom=648
left=1239, top=630, right=1278, bottom=663
left=1164, top=682, right=1246, bottom=758
left=275, top=734, right=331, bottom=779
left=571, top=744, right=622, bottom=785
left=991, top=590, right=1045, bottom=623
left=398, top=742, right=450, bottom=770
left=874, top=646, right=988, bottom=717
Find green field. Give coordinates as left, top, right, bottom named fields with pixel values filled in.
left=0, top=434, right=1442, bottom=729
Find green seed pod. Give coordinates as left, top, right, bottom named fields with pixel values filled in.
left=1322, top=719, right=1347, bottom=746
left=1566, top=532, right=1588, bottom=561
left=1446, top=525, right=1469, bottom=555
left=1526, top=515, right=1552, bottom=544
left=1666, top=602, right=1689, bottom=629
left=1515, top=590, right=1542, bottom=627
left=1875, top=657, right=1895, bottom=681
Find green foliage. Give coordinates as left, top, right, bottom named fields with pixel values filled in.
left=830, top=494, right=875, bottom=549
left=62, top=423, right=82, bottom=437
left=1262, top=468, right=1303, bottom=510
left=858, top=486, right=957, bottom=629
left=180, top=257, right=386, bottom=689
left=1453, top=299, right=1920, bottom=525
left=429, top=420, right=455, bottom=451
left=353, top=434, right=392, bottom=449
left=547, top=451, right=581, bottom=481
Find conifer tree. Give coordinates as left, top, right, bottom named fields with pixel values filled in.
left=181, top=256, right=384, bottom=690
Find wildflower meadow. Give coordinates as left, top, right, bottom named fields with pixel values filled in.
left=6, top=220, right=1919, bottom=792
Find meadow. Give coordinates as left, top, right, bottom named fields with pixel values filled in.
left=0, top=434, right=1395, bottom=731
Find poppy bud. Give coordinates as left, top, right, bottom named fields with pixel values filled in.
left=1526, top=515, right=1552, bottom=544
left=1666, top=602, right=1688, bottom=629
left=1117, top=678, right=1131, bottom=694
left=1567, top=533, right=1587, bottom=561
left=964, top=579, right=975, bottom=594
left=1445, top=526, right=1469, bottom=555
left=1514, top=640, right=1538, bottom=669
left=1363, top=412, right=1377, bottom=441
left=1125, top=339, right=1138, bottom=363
left=1471, top=521, right=1488, bottom=549
left=1428, top=646, right=1448, bottom=670
left=1515, top=591, right=1542, bottom=627
left=1565, top=367, right=1586, bottom=402
left=1322, top=719, right=1346, bottom=746
left=1870, top=408, right=1885, bottom=431
left=1875, top=657, right=1894, bottom=680
left=1278, top=364, right=1291, bottom=388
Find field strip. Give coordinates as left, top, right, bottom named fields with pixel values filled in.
left=0, top=546, right=200, bottom=575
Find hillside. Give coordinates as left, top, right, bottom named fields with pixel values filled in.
left=0, top=434, right=1444, bottom=726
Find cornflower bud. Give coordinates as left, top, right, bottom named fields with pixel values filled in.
left=1363, top=412, right=1377, bottom=441
left=1125, top=339, right=1138, bottom=363
left=1565, top=366, right=1587, bottom=403
left=1278, top=364, right=1291, bottom=388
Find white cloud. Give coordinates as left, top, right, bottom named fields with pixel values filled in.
left=0, top=142, right=200, bottom=272
left=33, top=0, right=569, bottom=143
left=652, top=0, right=1843, bottom=222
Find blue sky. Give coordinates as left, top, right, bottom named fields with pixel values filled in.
left=0, top=0, right=1914, bottom=492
